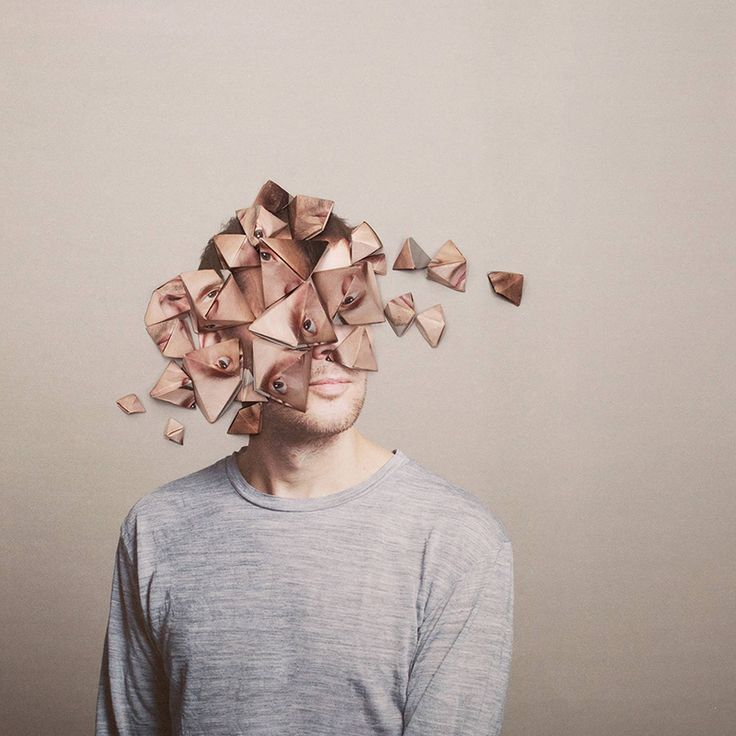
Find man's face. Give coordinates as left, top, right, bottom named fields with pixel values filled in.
left=261, top=342, right=368, bottom=439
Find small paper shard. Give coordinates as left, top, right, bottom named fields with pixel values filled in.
left=488, top=271, right=524, bottom=306
left=182, top=338, right=243, bottom=423
left=288, top=195, right=334, bottom=240
left=249, top=280, right=336, bottom=348
left=150, top=360, right=196, bottom=409
left=252, top=336, right=312, bottom=412
left=384, top=292, right=416, bottom=337
left=116, top=393, right=146, bottom=414
left=227, top=403, right=263, bottom=435
left=164, top=417, right=185, bottom=445
left=427, top=240, right=466, bottom=292
left=393, top=237, right=431, bottom=270
left=330, top=325, right=378, bottom=371
left=415, top=304, right=446, bottom=347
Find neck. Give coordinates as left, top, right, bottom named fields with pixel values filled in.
left=236, top=425, right=394, bottom=499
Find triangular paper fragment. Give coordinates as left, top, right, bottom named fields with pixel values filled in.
left=145, top=277, right=191, bottom=327
left=384, top=292, right=416, bottom=337
left=182, top=338, right=242, bottom=423
left=150, top=360, right=195, bottom=408
left=415, top=304, right=446, bottom=347
left=251, top=336, right=312, bottom=412
left=116, top=393, right=146, bottom=414
left=488, top=271, right=524, bottom=306
left=288, top=195, right=334, bottom=240
left=164, top=417, right=185, bottom=445
left=426, top=240, right=466, bottom=292
left=236, top=205, right=289, bottom=246
left=201, top=272, right=255, bottom=329
left=146, top=316, right=195, bottom=358
left=227, top=404, right=263, bottom=435
left=393, top=237, right=431, bottom=270
left=331, top=325, right=378, bottom=371
left=253, top=180, right=290, bottom=215
left=213, top=234, right=260, bottom=268
left=350, top=222, right=383, bottom=262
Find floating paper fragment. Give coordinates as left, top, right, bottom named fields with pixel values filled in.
left=252, top=336, right=312, bottom=412
left=393, top=237, right=431, bottom=270
left=164, top=417, right=185, bottom=445
left=350, top=222, right=383, bottom=262
left=330, top=325, right=378, bottom=371
left=427, top=240, right=466, bottom=292
left=288, top=195, right=334, bottom=240
left=249, top=280, right=336, bottom=348
left=150, top=360, right=195, bottom=408
left=182, top=338, right=242, bottom=423
left=384, top=292, right=416, bottom=337
left=488, top=271, right=524, bottom=306
left=415, top=304, right=446, bottom=347
left=227, top=403, right=263, bottom=435
left=253, top=179, right=290, bottom=215
left=116, top=393, right=146, bottom=414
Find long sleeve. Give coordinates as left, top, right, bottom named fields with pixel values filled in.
left=403, top=538, right=514, bottom=736
left=95, top=527, right=171, bottom=735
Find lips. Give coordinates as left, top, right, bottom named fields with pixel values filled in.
left=309, top=377, right=351, bottom=385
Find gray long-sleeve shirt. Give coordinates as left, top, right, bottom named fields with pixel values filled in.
left=96, top=448, right=513, bottom=735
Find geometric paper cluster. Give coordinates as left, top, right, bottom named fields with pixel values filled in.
left=392, top=237, right=466, bottom=292
left=139, top=180, right=387, bottom=437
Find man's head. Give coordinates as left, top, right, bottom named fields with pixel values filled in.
left=199, top=210, right=369, bottom=442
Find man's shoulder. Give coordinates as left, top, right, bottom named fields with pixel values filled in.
left=120, top=455, right=229, bottom=542
left=394, top=454, right=511, bottom=563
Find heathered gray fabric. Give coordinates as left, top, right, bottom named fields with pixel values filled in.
left=95, top=448, right=513, bottom=735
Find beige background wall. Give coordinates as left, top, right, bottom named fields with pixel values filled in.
left=2, top=1, right=734, bottom=734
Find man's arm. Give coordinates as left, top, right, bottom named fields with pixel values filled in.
left=95, top=526, right=171, bottom=735
left=403, top=538, right=514, bottom=735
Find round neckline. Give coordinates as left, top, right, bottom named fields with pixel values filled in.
left=225, top=447, right=409, bottom=512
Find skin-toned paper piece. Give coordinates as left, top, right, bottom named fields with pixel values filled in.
left=237, top=368, right=269, bottom=403
left=150, top=360, right=196, bottom=409
left=231, top=266, right=266, bottom=320
left=384, top=292, right=416, bottom=337
left=253, top=179, right=291, bottom=215
left=392, top=237, right=431, bottom=270
left=488, top=271, right=524, bottom=306
left=426, top=240, right=467, bottom=292
left=361, top=252, right=387, bottom=275
left=330, top=325, right=378, bottom=371
left=312, top=261, right=385, bottom=325
left=236, top=205, right=289, bottom=246
left=116, top=393, right=146, bottom=414
left=164, top=417, right=185, bottom=445
left=213, top=233, right=261, bottom=268
left=415, top=304, right=446, bottom=347
left=180, top=270, right=253, bottom=331
left=182, top=338, right=243, bottom=423
left=313, top=237, right=352, bottom=272
left=146, top=316, right=195, bottom=358
left=144, top=276, right=191, bottom=327
left=350, top=222, right=383, bottom=262
left=227, top=403, right=263, bottom=435
left=288, top=194, right=334, bottom=240
left=252, top=336, right=312, bottom=412
left=249, top=280, right=337, bottom=349
left=258, top=238, right=328, bottom=281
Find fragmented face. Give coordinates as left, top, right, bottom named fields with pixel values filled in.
left=145, top=180, right=386, bottom=436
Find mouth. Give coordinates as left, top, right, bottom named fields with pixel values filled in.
left=309, top=378, right=351, bottom=386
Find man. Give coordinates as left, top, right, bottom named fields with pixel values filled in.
left=96, top=204, right=514, bottom=735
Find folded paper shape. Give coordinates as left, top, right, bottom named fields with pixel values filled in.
left=227, top=403, right=263, bottom=435
left=393, top=237, right=431, bottom=270
left=288, top=194, right=334, bottom=240
left=253, top=180, right=291, bottom=215
left=313, top=237, right=352, bottom=272
left=236, top=205, right=289, bottom=246
left=213, top=234, right=261, bottom=268
left=362, top=252, right=387, bottom=275
left=231, top=266, right=266, bottom=320
left=144, top=276, right=191, bottom=327
left=150, top=360, right=196, bottom=408
left=488, top=271, right=524, bottom=306
left=116, top=393, right=146, bottom=414
left=350, top=222, right=383, bottom=262
left=180, top=270, right=254, bottom=331
left=415, top=304, right=446, bottom=347
left=164, top=417, right=185, bottom=444
left=249, top=280, right=337, bottom=348
left=252, top=336, right=311, bottom=412
left=330, top=325, right=378, bottom=371
left=384, top=292, right=416, bottom=337
left=182, top=338, right=243, bottom=423
left=237, top=367, right=269, bottom=403
left=146, top=316, right=195, bottom=358
left=427, top=240, right=466, bottom=291
left=312, top=261, right=385, bottom=325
